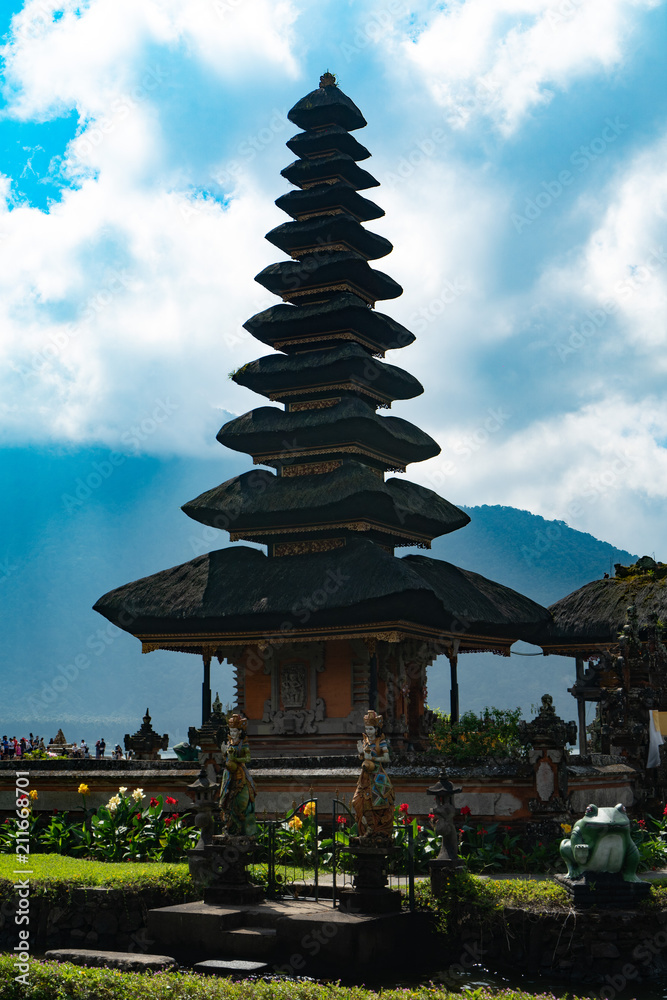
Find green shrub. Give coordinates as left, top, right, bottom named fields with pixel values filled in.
left=426, top=706, right=524, bottom=761
left=0, top=954, right=586, bottom=1000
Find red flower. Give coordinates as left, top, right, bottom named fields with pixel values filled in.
left=399, top=803, right=409, bottom=814
left=164, top=817, right=172, bottom=826
left=417, top=825, right=423, bottom=832
left=459, top=805, right=471, bottom=816
left=663, top=804, right=667, bottom=816
left=53, top=809, right=58, bottom=815
left=638, top=819, right=646, bottom=828
left=336, top=815, right=347, bottom=824
left=428, top=813, right=435, bottom=822
left=172, top=813, right=179, bottom=819
left=478, top=828, right=488, bottom=835
left=150, top=797, right=158, bottom=807
left=135, top=812, right=142, bottom=821
left=458, top=828, right=464, bottom=835
left=165, top=796, right=177, bottom=805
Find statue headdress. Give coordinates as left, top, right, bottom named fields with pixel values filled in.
left=363, top=710, right=383, bottom=732
left=227, top=713, right=248, bottom=731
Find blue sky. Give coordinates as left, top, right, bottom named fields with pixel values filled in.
left=2, top=0, right=666, bottom=737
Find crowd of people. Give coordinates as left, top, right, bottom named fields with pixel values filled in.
left=0, top=733, right=129, bottom=760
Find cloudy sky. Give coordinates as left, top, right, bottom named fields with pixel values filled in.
left=1, top=0, right=666, bottom=737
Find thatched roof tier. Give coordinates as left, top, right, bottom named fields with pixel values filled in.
left=181, top=463, right=469, bottom=546
left=266, top=215, right=392, bottom=261
left=231, top=344, right=422, bottom=407
left=255, top=252, right=402, bottom=306
left=243, top=293, right=415, bottom=355
left=537, top=576, right=667, bottom=655
left=216, top=397, right=440, bottom=471
left=275, top=182, right=384, bottom=223
left=286, top=125, right=370, bottom=162
left=288, top=80, right=367, bottom=132
left=93, top=538, right=551, bottom=650
left=281, top=153, right=378, bottom=191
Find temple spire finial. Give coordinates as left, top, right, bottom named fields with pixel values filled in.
left=319, top=71, right=337, bottom=89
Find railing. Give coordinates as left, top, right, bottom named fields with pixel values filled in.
left=255, top=794, right=417, bottom=910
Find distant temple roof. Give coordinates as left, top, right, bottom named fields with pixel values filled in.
left=537, top=557, right=667, bottom=655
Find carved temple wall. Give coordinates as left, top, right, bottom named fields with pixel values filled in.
left=223, top=637, right=432, bottom=755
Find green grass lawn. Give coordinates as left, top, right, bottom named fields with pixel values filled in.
left=0, top=853, right=193, bottom=895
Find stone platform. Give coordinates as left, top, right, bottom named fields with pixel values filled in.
left=147, top=897, right=430, bottom=975
left=553, top=872, right=652, bottom=909
left=44, top=948, right=177, bottom=971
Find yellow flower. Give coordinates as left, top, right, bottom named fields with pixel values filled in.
left=119, top=786, right=127, bottom=794
left=28, top=789, right=38, bottom=801
left=78, top=783, right=89, bottom=796
left=302, top=801, right=316, bottom=818
left=560, top=823, right=572, bottom=834
left=131, top=788, right=145, bottom=803
left=288, top=816, right=303, bottom=831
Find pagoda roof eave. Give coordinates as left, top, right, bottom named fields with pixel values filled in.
left=93, top=539, right=552, bottom=651
left=265, top=216, right=392, bottom=261
left=254, top=254, right=403, bottom=305
left=242, top=294, right=416, bottom=354
left=231, top=344, right=423, bottom=403
left=275, top=183, right=384, bottom=222
left=181, top=465, right=470, bottom=542
left=286, top=126, right=371, bottom=161
left=288, top=85, right=367, bottom=132
left=215, top=399, right=441, bottom=469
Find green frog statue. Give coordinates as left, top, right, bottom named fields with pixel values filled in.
left=559, top=803, right=641, bottom=882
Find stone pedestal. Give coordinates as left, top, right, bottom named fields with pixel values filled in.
left=338, top=838, right=402, bottom=913
left=554, top=872, right=651, bottom=909
left=187, top=835, right=264, bottom=906
left=429, top=858, right=465, bottom=897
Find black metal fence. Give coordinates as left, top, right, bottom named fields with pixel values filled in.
left=256, top=795, right=417, bottom=910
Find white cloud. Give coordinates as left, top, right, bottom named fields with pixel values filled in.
left=417, top=396, right=667, bottom=555
left=3, top=0, right=299, bottom=121
left=541, top=130, right=667, bottom=355
left=398, top=0, right=663, bottom=134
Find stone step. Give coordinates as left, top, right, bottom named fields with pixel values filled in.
left=148, top=901, right=246, bottom=956
left=219, top=927, right=277, bottom=960
left=45, top=948, right=176, bottom=972
left=194, top=958, right=270, bottom=977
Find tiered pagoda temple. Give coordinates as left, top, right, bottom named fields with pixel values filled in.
left=95, top=74, right=551, bottom=755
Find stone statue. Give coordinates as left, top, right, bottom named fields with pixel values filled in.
left=427, top=776, right=463, bottom=863
left=219, top=713, right=257, bottom=838
left=560, top=803, right=641, bottom=882
left=352, top=710, right=395, bottom=837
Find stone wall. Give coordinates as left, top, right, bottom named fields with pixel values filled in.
left=447, top=900, right=667, bottom=987
left=0, top=885, right=199, bottom=954
left=0, top=753, right=638, bottom=825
